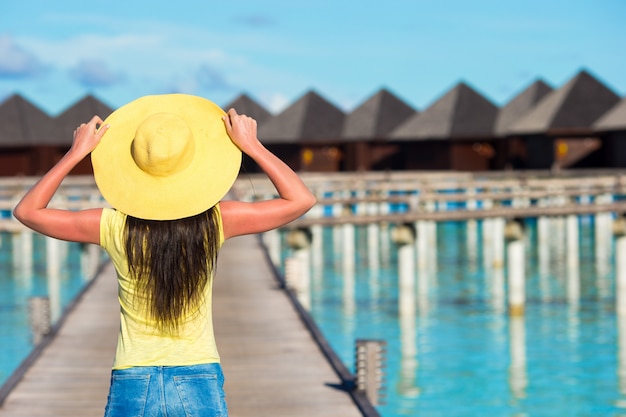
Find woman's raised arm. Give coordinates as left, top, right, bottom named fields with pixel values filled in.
left=219, top=108, right=316, bottom=239
left=13, top=116, right=110, bottom=244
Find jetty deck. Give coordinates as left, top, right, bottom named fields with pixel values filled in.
left=0, top=234, right=363, bottom=417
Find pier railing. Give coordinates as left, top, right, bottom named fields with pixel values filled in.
left=4, top=169, right=626, bottom=231
left=232, top=169, right=626, bottom=226
left=0, top=176, right=106, bottom=232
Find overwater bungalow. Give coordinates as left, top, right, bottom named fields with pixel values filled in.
left=0, top=67, right=623, bottom=177
left=47, top=95, right=114, bottom=175
left=493, top=80, right=553, bottom=169
left=257, top=90, right=345, bottom=172
left=388, top=82, right=498, bottom=171
left=506, top=70, right=621, bottom=170
left=0, top=94, right=54, bottom=176
left=341, top=88, right=416, bottom=171
left=224, top=93, right=274, bottom=173
left=593, top=97, right=626, bottom=167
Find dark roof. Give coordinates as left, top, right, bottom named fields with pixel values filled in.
left=258, top=90, right=345, bottom=144
left=341, top=88, right=417, bottom=141
left=508, top=70, right=621, bottom=135
left=494, top=80, right=553, bottom=137
left=50, top=95, right=114, bottom=145
left=593, top=97, right=626, bottom=132
left=0, top=94, right=54, bottom=146
left=223, top=93, right=272, bottom=125
left=389, top=82, right=498, bottom=140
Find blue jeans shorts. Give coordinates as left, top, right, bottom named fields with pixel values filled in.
left=103, top=363, right=228, bottom=417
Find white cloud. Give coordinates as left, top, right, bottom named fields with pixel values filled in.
left=0, top=35, right=46, bottom=77
left=69, top=59, right=123, bottom=87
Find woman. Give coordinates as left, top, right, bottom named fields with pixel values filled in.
left=13, top=94, right=316, bottom=417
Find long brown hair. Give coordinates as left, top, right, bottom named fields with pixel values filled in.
left=124, top=206, right=221, bottom=333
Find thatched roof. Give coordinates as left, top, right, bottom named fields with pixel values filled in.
left=389, top=82, right=497, bottom=140
left=0, top=94, right=53, bottom=146
left=508, top=70, right=620, bottom=135
left=223, top=93, right=272, bottom=125
left=593, top=97, right=626, bottom=132
left=50, top=95, right=114, bottom=145
left=258, top=90, right=345, bottom=144
left=341, top=88, right=417, bottom=141
left=494, top=80, right=553, bottom=137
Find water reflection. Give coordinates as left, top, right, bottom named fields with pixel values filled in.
left=1, top=231, right=105, bottom=388
left=276, top=214, right=623, bottom=417
left=508, top=316, right=527, bottom=399
left=397, top=239, right=421, bottom=398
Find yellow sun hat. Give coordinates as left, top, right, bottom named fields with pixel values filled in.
left=91, top=94, right=242, bottom=220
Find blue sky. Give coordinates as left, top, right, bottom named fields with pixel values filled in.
left=1, top=0, right=624, bottom=116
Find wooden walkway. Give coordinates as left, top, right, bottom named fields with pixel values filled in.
left=0, top=234, right=363, bottom=417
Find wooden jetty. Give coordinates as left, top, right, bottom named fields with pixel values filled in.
left=0, top=234, right=365, bottom=417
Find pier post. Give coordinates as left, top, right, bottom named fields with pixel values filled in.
left=508, top=316, right=528, bottom=398
left=566, top=215, right=580, bottom=307
left=14, top=230, right=34, bottom=288
left=355, top=339, right=387, bottom=406
left=263, top=228, right=281, bottom=267
left=29, top=296, right=51, bottom=345
left=614, top=216, right=626, bottom=316
left=492, top=217, right=505, bottom=269
left=46, top=237, right=63, bottom=322
left=392, top=223, right=416, bottom=313
left=285, top=228, right=312, bottom=309
left=537, top=216, right=551, bottom=302
left=342, top=223, right=356, bottom=315
left=415, top=221, right=428, bottom=271
left=367, top=202, right=380, bottom=274
left=390, top=223, right=421, bottom=395
left=505, top=219, right=525, bottom=316
left=466, top=219, right=478, bottom=272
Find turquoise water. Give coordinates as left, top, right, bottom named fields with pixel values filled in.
left=277, top=215, right=626, bottom=417
left=0, top=231, right=103, bottom=389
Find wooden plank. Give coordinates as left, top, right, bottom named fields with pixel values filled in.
left=0, top=235, right=364, bottom=417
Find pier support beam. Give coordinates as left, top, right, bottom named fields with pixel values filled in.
left=614, top=216, right=626, bottom=316
left=505, top=220, right=525, bottom=316
left=285, top=228, right=313, bottom=309
left=566, top=215, right=580, bottom=308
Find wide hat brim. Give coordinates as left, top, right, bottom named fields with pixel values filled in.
left=92, top=94, right=242, bottom=220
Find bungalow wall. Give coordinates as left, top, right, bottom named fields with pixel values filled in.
left=257, top=144, right=301, bottom=173
left=300, top=145, right=342, bottom=172
left=397, top=141, right=493, bottom=171
left=600, top=132, right=626, bottom=167
left=0, top=145, right=93, bottom=177
left=343, top=142, right=403, bottom=171
left=0, top=148, right=31, bottom=176
left=342, top=142, right=369, bottom=171
left=449, top=142, right=493, bottom=171
left=522, top=135, right=554, bottom=169
left=401, top=142, right=450, bottom=170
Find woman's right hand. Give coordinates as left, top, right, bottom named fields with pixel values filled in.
left=69, top=115, right=109, bottom=160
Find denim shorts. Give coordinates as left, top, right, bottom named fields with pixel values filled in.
left=103, top=363, right=228, bottom=417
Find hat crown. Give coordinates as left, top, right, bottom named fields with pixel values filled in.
left=131, top=113, right=195, bottom=177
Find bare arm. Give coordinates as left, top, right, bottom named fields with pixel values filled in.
left=220, top=108, right=316, bottom=239
left=13, top=116, right=110, bottom=244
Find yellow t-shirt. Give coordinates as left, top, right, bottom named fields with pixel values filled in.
left=99, top=206, right=223, bottom=370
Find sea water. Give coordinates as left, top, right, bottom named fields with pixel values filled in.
left=0, top=231, right=103, bottom=389
left=277, top=215, right=626, bottom=417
